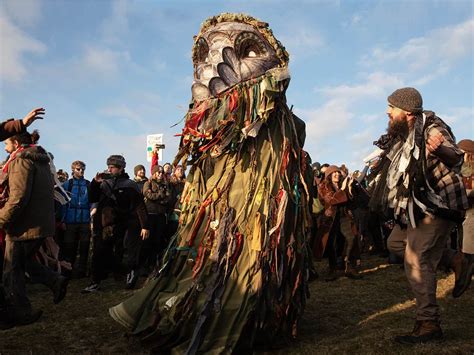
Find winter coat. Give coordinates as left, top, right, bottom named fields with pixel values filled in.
left=134, top=176, right=148, bottom=195
left=312, top=179, right=349, bottom=259
left=89, top=173, right=148, bottom=231
left=0, top=119, right=24, bottom=141
left=63, top=177, right=91, bottom=224
left=169, top=176, right=185, bottom=210
left=0, top=146, right=55, bottom=241
left=143, top=178, right=172, bottom=215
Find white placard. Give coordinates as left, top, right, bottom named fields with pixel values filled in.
left=146, top=134, right=163, bottom=162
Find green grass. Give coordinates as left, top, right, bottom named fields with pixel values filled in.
left=1, top=255, right=473, bottom=354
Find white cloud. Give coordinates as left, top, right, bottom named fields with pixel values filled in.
left=298, top=71, right=403, bottom=168
left=351, top=14, right=362, bottom=26
left=298, top=71, right=401, bottom=144
left=97, top=91, right=162, bottom=128
left=361, top=114, right=380, bottom=123
left=317, top=72, right=404, bottom=100
left=99, top=105, right=142, bottom=123
left=341, top=12, right=366, bottom=28
left=297, top=99, right=353, bottom=142
left=281, top=28, right=325, bottom=52
left=100, top=0, right=130, bottom=46
left=350, top=128, right=375, bottom=146
left=437, top=106, right=474, bottom=126
left=82, top=46, right=131, bottom=76
left=2, top=0, right=42, bottom=27
left=0, top=13, right=46, bottom=83
left=360, top=18, right=474, bottom=84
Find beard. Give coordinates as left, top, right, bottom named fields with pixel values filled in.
left=387, top=118, right=409, bottom=138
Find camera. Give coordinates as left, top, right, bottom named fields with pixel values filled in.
left=154, top=144, right=166, bottom=149
left=97, top=171, right=113, bottom=180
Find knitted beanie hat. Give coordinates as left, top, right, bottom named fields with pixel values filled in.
left=106, top=155, right=126, bottom=168
left=387, top=87, right=423, bottom=113
left=134, top=164, right=146, bottom=175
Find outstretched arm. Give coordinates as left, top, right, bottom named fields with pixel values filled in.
left=22, top=107, right=45, bottom=127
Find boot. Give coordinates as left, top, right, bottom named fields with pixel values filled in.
left=344, top=260, right=362, bottom=279
left=452, top=252, right=473, bottom=298
left=394, top=320, right=444, bottom=344
left=52, top=275, right=69, bottom=304
left=324, top=268, right=338, bottom=282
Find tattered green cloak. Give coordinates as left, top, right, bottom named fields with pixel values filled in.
left=110, top=13, right=312, bottom=353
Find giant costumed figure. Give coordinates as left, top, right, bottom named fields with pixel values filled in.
left=110, top=13, right=312, bottom=353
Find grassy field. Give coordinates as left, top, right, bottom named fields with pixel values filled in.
left=1, top=255, right=473, bottom=354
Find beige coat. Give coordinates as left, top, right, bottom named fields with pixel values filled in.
left=0, top=146, right=55, bottom=241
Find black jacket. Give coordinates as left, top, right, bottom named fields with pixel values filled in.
left=89, top=173, right=148, bottom=230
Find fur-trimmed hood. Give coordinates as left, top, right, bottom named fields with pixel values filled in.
left=17, top=145, right=50, bottom=165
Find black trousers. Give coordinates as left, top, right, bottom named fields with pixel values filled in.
left=90, top=220, right=142, bottom=283
left=142, top=213, right=167, bottom=268
left=63, top=223, right=91, bottom=273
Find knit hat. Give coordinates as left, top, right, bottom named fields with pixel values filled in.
left=458, top=139, right=474, bottom=154
left=106, top=155, right=126, bottom=168
left=134, top=164, right=146, bottom=176
left=151, top=165, right=162, bottom=175
left=387, top=87, right=423, bottom=113
left=324, top=165, right=341, bottom=179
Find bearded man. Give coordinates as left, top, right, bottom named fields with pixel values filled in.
left=369, top=87, right=468, bottom=344
left=0, top=130, right=68, bottom=329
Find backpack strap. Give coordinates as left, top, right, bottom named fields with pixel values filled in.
left=67, top=178, right=74, bottom=193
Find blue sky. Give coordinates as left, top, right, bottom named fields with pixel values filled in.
left=1, top=0, right=473, bottom=179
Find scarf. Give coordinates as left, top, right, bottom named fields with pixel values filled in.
left=174, top=67, right=291, bottom=169
left=369, top=113, right=459, bottom=227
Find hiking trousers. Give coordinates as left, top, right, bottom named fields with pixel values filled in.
left=387, top=215, right=455, bottom=321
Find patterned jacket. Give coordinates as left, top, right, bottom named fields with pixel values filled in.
left=422, top=111, right=469, bottom=213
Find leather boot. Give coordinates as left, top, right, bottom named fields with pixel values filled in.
left=394, top=320, right=444, bottom=344
left=344, top=261, right=362, bottom=279
left=324, top=268, right=338, bottom=282
left=451, top=252, right=473, bottom=298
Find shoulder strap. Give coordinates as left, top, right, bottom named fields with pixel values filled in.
left=67, top=178, right=74, bottom=193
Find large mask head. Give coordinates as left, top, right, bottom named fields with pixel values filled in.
left=191, top=13, right=289, bottom=101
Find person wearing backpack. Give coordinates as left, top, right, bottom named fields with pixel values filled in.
left=61, top=160, right=91, bottom=279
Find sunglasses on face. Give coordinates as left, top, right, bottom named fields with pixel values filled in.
left=75, top=168, right=85, bottom=172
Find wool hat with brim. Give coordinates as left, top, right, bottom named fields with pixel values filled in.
left=458, top=139, right=474, bottom=154
left=134, top=164, right=146, bottom=175
left=324, top=165, right=341, bottom=178
left=107, top=155, right=126, bottom=168
left=388, top=87, right=423, bottom=113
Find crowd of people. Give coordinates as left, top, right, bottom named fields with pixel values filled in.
left=0, top=87, right=472, bottom=346
left=0, top=112, right=186, bottom=329
left=60, top=152, right=186, bottom=293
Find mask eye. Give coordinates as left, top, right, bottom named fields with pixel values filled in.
left=194, top=37, right=209, bottom=64
left=235, top=31, right=267, bottom=59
